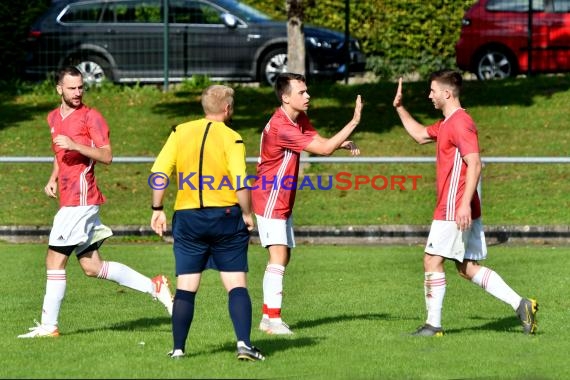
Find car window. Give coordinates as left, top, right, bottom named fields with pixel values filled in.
left=59, top=3, right=104, bottom=23
left=60, top=1, right=163, bottom=24
left=552, top=0, right=570, bottom=12
left=215, top=0, right=271, bottom=22
left=101, top=1, right=162, bottom=23
left=169, top=0, right=222, bottom=24
left=486, top=0, right=545, bottom=12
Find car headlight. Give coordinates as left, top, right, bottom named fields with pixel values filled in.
left=307, top=37, right=333, bottom=49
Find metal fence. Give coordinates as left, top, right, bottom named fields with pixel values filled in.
left=2, top=156, right=568, bottom=242
left=2, top=156, right=570, bottom=164
left=24, top=0, right=364, bottom=88
left=23, top=0, right=570, bottom=87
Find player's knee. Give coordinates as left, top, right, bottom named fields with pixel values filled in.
left=83, top=267, right=100, bottom=277
left=80, top=261, right=102, bottom=277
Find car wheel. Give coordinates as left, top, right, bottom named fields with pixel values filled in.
left=475, top=48, right=517, bottom=80
left=260, top=48, right=287, bottom=86
left=71, top=56, right=112, bottom=86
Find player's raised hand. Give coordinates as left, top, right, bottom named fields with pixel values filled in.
left=352, top=94, right=363, bottom=125
left=393, top=77, right=403, bottom=108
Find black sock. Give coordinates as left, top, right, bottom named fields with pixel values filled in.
left=228, top=287, right=252, bottom=347
left=172, top=289, right=196, bottom=352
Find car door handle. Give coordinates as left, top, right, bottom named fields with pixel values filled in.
left=105, top=29, right=116, bottom=34
left=247, top=34, right=261, bottom=41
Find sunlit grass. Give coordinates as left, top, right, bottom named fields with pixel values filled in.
left=1, top=243, right=568, bottom=379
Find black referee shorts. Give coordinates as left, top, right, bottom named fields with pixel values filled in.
left=172, top=205, right=250, bottom=275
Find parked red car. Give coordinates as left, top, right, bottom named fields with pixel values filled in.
left=455, top=0, right=570, bottom=80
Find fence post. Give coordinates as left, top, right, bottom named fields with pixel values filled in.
left=344, top=0, right=350, bottom=84
left=163, top=0, right=170, bottom=92
left=527, top=0, right=533, bottom=77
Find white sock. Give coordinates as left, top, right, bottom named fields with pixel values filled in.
left=263, top=264, right=285, bottom=322
left=97, top=261, right=153, bottom=294
left=41, top=269, right=66, bottom=327
left=424, top=272, right=446, bottom=328
left=472, top=267, right=522, bottom=310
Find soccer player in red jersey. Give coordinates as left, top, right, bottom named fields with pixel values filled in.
left=252, top=73, right=363, bottom=334
left=18, top=66, right=172, bottom=339
left=393, top=69, right=537, bottom=336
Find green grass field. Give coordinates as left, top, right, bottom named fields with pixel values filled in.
left=2, top=242, right=568, bottom=379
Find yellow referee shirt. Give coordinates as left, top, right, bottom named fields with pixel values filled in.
left=151, top=119, right=248, bottom=210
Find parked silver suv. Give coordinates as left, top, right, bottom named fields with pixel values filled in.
left=25, top=0, right=366, bottom=86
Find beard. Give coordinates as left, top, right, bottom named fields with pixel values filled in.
left=63, top=96, right=82, bottom=109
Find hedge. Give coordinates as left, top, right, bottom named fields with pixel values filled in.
left=243, top=0, right=476, bottom=79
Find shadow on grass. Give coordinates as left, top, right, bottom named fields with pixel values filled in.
left=445, top=315, right=524, bottom=334
left=201, top=313, right=391, bottom=357
left=206, top=337, right=322, bottom=358
left=0, top=99, right=53, bottom=132
left=292, top=312, right=390, bottom=329
left=148, top=74, right=570, bottom=137
left=4, top=74, right=570, bottom=138
left=66, top=316, right=171, bottom=335
left=0, top=75, right=570, bottom=136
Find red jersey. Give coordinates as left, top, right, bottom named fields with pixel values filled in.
left=426, top=108, right=481, bottom=221
left=48, top=105, right=109, bottom=207
left=252, top=107, right=317, bottom=219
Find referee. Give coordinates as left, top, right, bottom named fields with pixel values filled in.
left=150, top=85, right=264, bottom=361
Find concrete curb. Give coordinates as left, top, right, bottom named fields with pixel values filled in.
left=1, top=225, right=569, bottom=245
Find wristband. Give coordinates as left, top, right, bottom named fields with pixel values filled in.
left=151, top=205, right=164, bottom=211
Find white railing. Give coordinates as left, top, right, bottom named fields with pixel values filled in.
left=1, top=156, right=570, bottom=164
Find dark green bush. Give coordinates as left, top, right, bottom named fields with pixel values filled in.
left=0, top=1, right=51, bottom=80
left=243, top=0, right=476, bottom=80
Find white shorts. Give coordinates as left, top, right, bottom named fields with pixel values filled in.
left=425, top=219, right=487, bottom=262
left=255, top=214, right=295, bottom=248
left=49, top=205, right=113, bottom=254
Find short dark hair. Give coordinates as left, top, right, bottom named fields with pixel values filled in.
left=56, top=66, right=83, bottom=85
left=429, top=69, right=462, bottom=97
left=274, top=72, right=306, bottom=102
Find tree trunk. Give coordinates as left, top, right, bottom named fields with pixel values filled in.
left=286, top=0, right=305, bottom=75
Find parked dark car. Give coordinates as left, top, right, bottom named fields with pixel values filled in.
left=24, top=0, right=366, bottom=86
left=455, top=0, right=570, bottom=80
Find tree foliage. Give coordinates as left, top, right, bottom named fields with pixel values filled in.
left=0, top=1, right=51, bottom=80
left=242, top=0, right=476, bottom=79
